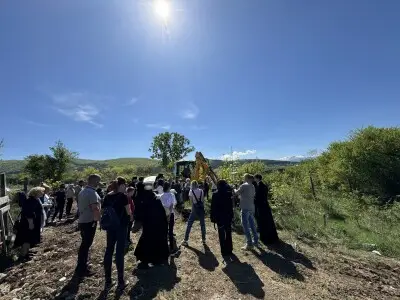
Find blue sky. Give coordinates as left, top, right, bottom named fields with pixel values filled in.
left=1, top=0, right=399, bottom=161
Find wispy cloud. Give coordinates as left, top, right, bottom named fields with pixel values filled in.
left=220, top=150, right=257, bottom=161
left=50, top=92, right=107, bottom=128
left=279, top=155, right=306, bottom=162
left=126, top=97, right=138, bottom=106
left=181, top=102, right=199, bottom=119
left=190, top=125, right=207, bottom=131
left=280, top=150, right=322, bottom=162
left=57, top=104, right=103, bottom=128
left=25, top=120, right=50, bottom=127
left=146, top=123, right=171, bottom=130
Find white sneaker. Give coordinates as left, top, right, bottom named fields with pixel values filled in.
left=241, top=244, right=253, bottom=251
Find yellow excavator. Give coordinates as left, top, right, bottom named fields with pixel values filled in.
left=173, top=152, right=218, bottom=185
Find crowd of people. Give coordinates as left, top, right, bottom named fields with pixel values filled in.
left=13, top=172, right=279, bottom=292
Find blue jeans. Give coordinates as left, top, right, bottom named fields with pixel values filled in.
left=241, top=209, right=258, bottom=246
left=104, top=225, right=127, bottom=283
left=184, top=207, right=206, bottom=241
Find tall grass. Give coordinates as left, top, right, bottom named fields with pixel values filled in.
left=269, top=188, right=400, bottom=258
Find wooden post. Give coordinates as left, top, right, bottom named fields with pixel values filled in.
left=0, top=173, right=5, bottom=197
left=309, top=173, right=316, bottom=200
left=23, top=177, right=29, bottom=194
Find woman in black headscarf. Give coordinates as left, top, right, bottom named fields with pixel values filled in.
left=134, top=182, right=169, bottom=269
left=254, top=174, right=279, bottom=245
left=14, top=187, right=45, bottom=259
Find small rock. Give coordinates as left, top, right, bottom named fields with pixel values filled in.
left=372, top=250, right=382, bottom=256
left=59, top=277, right=67, bottom=282
left=0, top=283, right=11, bottom=294
left=10, top=287, right=23, bottom=294
left=362, top=243, right=377, bottom=250
left=0, top=273, right=7, bottom=283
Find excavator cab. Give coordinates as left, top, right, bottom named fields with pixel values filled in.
left=174, top=160, right=195, bottom=179
left=173, top=152, right=218, bottom=185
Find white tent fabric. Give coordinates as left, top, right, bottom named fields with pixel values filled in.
left=143, top=176, right=157, bottom=185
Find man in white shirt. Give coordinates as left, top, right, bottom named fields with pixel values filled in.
left=75, top=174, right=101, bottom=277
left=236, top=173, right=258, bottom=250
left=160, top=182, right=178, bottom=253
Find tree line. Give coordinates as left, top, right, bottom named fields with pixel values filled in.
left=4, top=127, right=400, bottom=204
left=218, top=126, right=400, bottom=204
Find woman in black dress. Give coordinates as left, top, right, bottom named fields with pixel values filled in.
left=134, top=182, right=169, bottom=269
left=14, top=187, right=45, bottom=259
left=254, top=174, right=279, bottom=245
left=210, top=180, right=234, bottom=258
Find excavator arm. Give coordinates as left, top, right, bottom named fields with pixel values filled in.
left=193, top=152, right=219, bottom=186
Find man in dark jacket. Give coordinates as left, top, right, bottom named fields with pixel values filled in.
left=172, top=178, right=182, bottom=205
left=254, top=174, right=279, bottom=245
left=52, top=184, right=66, bottom=222
left=210, top=180, right=234, bottom=258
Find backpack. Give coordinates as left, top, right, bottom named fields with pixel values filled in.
left=192, top=189, right=204, bottom=211
left=100, top=195, right=122, bottom=231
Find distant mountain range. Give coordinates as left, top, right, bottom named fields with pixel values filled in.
left=0, top=157, right=294, bottom=175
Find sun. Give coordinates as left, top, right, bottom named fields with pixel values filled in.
left=154, top=0, right=170, bottom=21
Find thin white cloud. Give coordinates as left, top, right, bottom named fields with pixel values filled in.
left=220, top=150, right=257, bottom=161
left=181, top=102, right=199, bottom=119
left=25, top=120, right=50, bottom=127
left=51, top=92, right=106, bottom=128
left=126, top=97, right=138, bottom=106
left=146, top=123, right=171, bottom=130
left=279, top=155, right=306, bottom=162
left=279, top=150, right=322, bottom=162
left=190, top=125, right=207, bottom=130
left=57, top=105, right=103, bottom=128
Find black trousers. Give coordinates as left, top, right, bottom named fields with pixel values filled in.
left=217, top=221, right=233, bottom=256
left=52, top=199, right=65, bottom=221
left=127, top=221, right=133, bottom=243
left=76, top=222, right=97, bottom=273
left=66, top=198, right=74, bottom=215
left=168, top=213, right=175, bottom=250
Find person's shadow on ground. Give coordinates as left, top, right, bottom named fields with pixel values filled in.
left=269, top=240, right=316, bottom=270
left=128, top=256, right=181, bottom=300
left=55, top=273, right=83, bottom=300
left=186, top=244, right=219, bottom=271
left=222, top=254, right=265, bottom=299
left=251, top=247, right=305, bottom=281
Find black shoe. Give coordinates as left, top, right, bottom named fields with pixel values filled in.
left=117, top=280, right=129, bottom=291
left=76, top=268, right=95, bottom=278
left=136, top=262, right=149, bottom=270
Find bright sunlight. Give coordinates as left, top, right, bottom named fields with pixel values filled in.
left=154, top=0, right=170, bottom=21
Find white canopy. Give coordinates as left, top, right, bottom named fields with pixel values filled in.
left=143, top=176, right=157, bottom=185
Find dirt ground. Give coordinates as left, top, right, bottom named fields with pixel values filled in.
left=0, top=214, right=399, bottom=300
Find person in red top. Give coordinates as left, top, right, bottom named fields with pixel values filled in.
left=126, top=187, right=135, bottom=246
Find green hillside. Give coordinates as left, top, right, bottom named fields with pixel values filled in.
left=0, top=157, right=292, bottom=175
